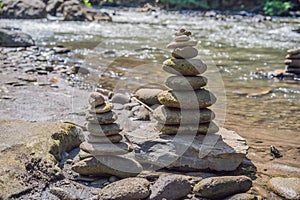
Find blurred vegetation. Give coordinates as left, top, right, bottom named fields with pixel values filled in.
left=0, top=1, right=4, bottom=9
left=83, top=0, right=92, bottom=6
left=91, top=0, right=298, bottom=16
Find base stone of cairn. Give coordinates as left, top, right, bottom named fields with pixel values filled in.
left=125, top=29, right=248, bottom=172
left=285, top=48, right=300, bottom=76
left=72, top=92, right=143, bottom=178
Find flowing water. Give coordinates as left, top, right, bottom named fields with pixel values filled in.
left=2, top=9, right=300, bottom=132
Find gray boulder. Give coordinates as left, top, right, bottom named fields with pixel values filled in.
left=0, top=0, right=46, bottom=19
left=0, top=28, right=35, bottom=47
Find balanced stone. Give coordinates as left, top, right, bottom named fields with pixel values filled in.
left=89, top=92, right=105, bottom=107
left=153, top=105, right=215, bottom=125
left=86, top=111, right=117, bottom=124
left=286, top=53, right=300, bottom=59
left=286, top=67, right=300, bottom=74
left=175, top=29, right=192, bottom=36
left=285, top=59, right=300, bottom=67
left=85, top=132, right=123, bottom=143
left=71, top=156, right=143, bottom=178
left=172, top=46, right=198, bottom=59
left=162, top=59, right=207, bottom=75
left=158, top=89, right=217, bottom=109
left=167, top=40, right=198, bottom=49
left=155, top=121, right=219, bottom=135
left=175, top=35, right=190, bottom=42
left=80, top=141, right=129, bottom=155
left=287, top=48, right=300, bottom=55
left=86, top=122, right=121, bottom=136
left=88, top=102, right=113, bottom=114
left=165, top=75, right=207, bottom=90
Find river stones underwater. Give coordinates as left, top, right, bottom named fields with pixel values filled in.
left=72, top=92, right=142, bottom=178
left=285, top=47, right=300, bottom=75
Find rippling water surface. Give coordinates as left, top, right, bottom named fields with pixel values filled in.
left=2, top=9, right=300, bottom=130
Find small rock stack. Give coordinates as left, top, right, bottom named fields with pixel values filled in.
left=80, top=92, right=129, bottom=154
left=72, top=92, right=143, bottom=178
left=285, top=48, right=300, bottom=75
left=153, top=29, right=219, bottom=135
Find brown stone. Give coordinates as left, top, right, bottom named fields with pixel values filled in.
left=285, top=59, right=300, bottom=67
left=287, top=48, right=300, bottom=55
left=88, top=103, right=113, bottom=114
left=286, top=53, right=300, bottom=59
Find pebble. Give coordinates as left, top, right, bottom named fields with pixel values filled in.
left=89, top=92, right=105, bottom=107
left=111, top=93, right=130, bottom=104
left=134, top=88, right=163, bottom=106
left=162, top=59, right=207, bottom=76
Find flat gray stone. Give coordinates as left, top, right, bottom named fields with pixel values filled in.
left=125, top=122, right=248, bottom=171
left=193, top=176, right=252, bottom=199
left=84, top=132, right=123, bottom=143
left=86, top=122, right=121, bottom=136
left=72, top=156, right=143, bottom=178
left=86, top=111, right=117, bottom=124
left=80, top=141, right=129, bottom=155
left=149, top=174, right=191, bottom=200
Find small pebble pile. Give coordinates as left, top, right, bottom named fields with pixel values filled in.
left=80, top=92, right=130, bottom=155
left=285, top=47, right=300, bottom=75
left=153, top=29, right=219, bottom=135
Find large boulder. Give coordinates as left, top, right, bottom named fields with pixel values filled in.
left=0, top=119, right=84, bottom=199
left=0, top=28, right=35, bottom=47
left=0, top=0, right=46, bottom=19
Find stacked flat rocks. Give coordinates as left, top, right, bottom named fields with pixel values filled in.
left=72, top=92, right=143, bottom=178
left=153, top=29, right=219, bottom=135
left=285, top=47, right=300, bottom=75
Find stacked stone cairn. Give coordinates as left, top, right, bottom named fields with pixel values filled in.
left=72, top=92, right=143, bottom=178
left=153, top=29, right=219, bottom=135
left=285, top=47, right=300, bottom=75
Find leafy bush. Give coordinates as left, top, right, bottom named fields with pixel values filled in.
left=263, top=0, right=292, bottom=15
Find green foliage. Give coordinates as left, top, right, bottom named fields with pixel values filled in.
left=0, top=1, right=4, bottom=9
left=83, top=0, right=92, bottom=7
left=262, top=0, right=292, bottom=15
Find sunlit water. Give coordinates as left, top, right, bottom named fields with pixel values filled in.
left=2, top=9, right=300, bottom=131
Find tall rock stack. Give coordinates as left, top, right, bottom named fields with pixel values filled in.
left=285, top=48, right=300, bottom=76
left=153, top=29, right=219, bottom=135
left=72, top=92, right=143, bottom=178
